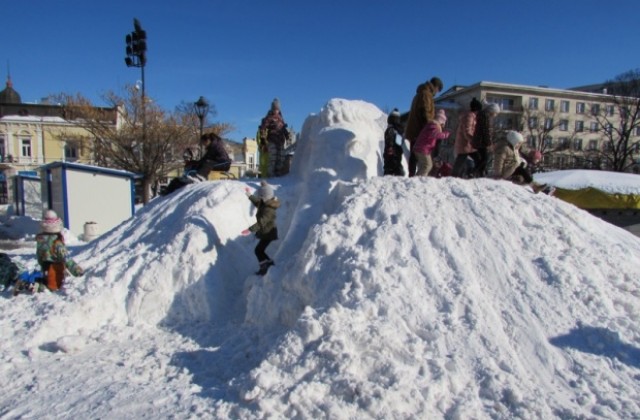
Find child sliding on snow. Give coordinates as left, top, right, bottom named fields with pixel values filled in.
left=242, top=181, right=280, bottom=275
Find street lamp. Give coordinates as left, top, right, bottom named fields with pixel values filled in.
left=125, top=18, right=147, bottom=141
left=194, top=96, right=209, bottom=139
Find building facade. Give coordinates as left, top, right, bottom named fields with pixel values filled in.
left=0, top=77, right=117, bottom=203
left=435, top=81, right=640, bottom=172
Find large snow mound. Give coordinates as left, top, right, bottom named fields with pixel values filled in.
left=1, top=99, right=640, bottom=419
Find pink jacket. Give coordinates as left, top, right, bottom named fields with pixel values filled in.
left=413, top=122, right=450, bottom=155
left=454, top=110, right=477, bottom=155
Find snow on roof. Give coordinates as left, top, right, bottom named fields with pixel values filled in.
left=535, top=169, right=640, bottom=195
left=0, top=115, right=67, bottom=123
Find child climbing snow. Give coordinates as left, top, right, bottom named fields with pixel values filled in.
left=35, top=210, right=84, bottom=291
left=242, top=181, right=280, bottom=275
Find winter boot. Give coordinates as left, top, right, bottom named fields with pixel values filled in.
left=255, top=259, right=275, bottom=276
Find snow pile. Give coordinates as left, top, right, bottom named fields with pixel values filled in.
left=1, top=99, right=640, bottom=419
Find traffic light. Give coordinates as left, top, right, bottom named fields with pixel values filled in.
left=125, top=18, right=147, bottom=68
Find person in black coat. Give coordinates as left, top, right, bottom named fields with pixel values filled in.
left=383, top=108, right=405, bottom=176
left=193, top=132, right=232, bottom=180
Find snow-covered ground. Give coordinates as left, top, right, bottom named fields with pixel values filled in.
left=1, top=99, right=639, bottom=419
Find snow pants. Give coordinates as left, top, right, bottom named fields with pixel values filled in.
left=43, top=262, right=65, bottom=291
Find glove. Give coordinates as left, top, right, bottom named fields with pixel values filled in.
left=241, top=229, right=251, bottom=236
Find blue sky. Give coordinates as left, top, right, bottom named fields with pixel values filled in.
left=3, top=0, right=639, bottom=142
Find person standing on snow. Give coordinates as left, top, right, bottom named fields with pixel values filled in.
left=242, top=181, right=281, bottom=275
left=383, top=108, right=406, bottom=176
left=471, top=102, right=500, bottom=177
left=413, top=109, right=451, bottom=176
left=452, top=97, right=482, bottom=178
left=404, top=76, right=444, bottom=177
left=35, top=210, right=84, bottom=291
left=258, top=98, right=289, bottom=178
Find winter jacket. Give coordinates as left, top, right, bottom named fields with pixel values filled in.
left=248, top=196, right=280, bottom=241
left=404, top=81, right=438, bottom=143
left=260, top=110, right=287, bottom=147
left=471, top=108, right=494, bottom=149
left=198, top=138, right=231, bottom=172
left=454, top=110, right=477, bottom=155
left=383, top=125, right=405, bottom=176
left=35, top=233, right=83, bottom=276
left=492, top=136, right=523, bottom=180
left=413, top=122, right=450, bottom=156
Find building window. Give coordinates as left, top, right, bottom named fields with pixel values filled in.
left=559, top=120, right=569, bottom=131
left=495, top=116, right=514, bottom=130
left=0, top=136, right=5, bottom=161
left=544, top=136, right=553, bottom=148
left=588, top=140, right=598, bottom=150
left=21, top=138, right=32, bottom=158
left=559, top=137, right=570, bottom=150
left=606, top=105, right=615, bottom=116
left=544, top=118, right=554, bottom=130
left=545, top=99, right=555, bottom=111
left=605, top=123, right=613, bottom=134
left=575, top=121, right=584, bottom=132
left=528, top=117, right=538, bottom=129
left=65, top=142, right=80, bottom=161
left=591, top=104, right=600, bottom=116
left=576, top=102, right=585, bottom=114
left=487, top=97, right=515, bottom=111
left=527, top=135, right=537, bottom=148
left=560, top=100, right=570, bottom=113
left=529, top=97, right=539, bottom=109
left=573, top=138, right=583, bottom=151
left=635, top=126, right=640, bottom=136
left=590, top=122, right=599, bottom=133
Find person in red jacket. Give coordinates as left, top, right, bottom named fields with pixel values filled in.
left=452, top=97, right=482, bottom=178
left=429, top=157, right=453, bottom=178
left=413, top=109, right=451, bottom=176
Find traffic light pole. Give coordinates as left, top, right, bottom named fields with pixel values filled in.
left=125, top=18, right=147, bottom=144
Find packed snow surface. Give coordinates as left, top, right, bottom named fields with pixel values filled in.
left=1, top=99, right=639, bottom=419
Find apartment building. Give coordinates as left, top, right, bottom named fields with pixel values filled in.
left=435, top=81, right=640, bottom=172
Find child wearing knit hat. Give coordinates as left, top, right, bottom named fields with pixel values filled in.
left=242, top=182, right=281, bottom=275
left=383, top=108, right=406, bottom=176
left=35, top=210, right=84, bottom=291
left=412, top=109, right=451, bottom=176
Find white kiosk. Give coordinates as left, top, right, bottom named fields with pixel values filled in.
left=40, top=162, right=139, bottom=240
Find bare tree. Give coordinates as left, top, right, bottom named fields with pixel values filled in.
left=590, top=69, right=640, bottom=172
left=520, top=101, right=577, bottom=161
left=54, top=85, right=232, bottom=204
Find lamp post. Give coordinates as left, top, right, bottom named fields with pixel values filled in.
left=125, top=18, right=147, bottom=142
left=194, top=96, right=209, bottom=156
left=194, top=96, right=209, bottom=138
